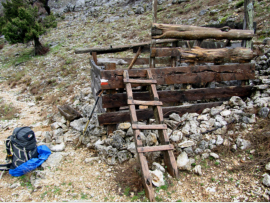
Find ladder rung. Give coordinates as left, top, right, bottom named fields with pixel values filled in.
left=128, top=100, right=163, bottom=106
left=123, top=79, right=157, bottom=84
left=137, top=144, right=174, bottom=153
left=132, top=124, right=167, bottom=130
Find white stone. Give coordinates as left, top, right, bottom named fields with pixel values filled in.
left=216, top=135, right=224, bottom=145
left=197, top=114, right=209, bottom=121
left=153, top=162, right=165, bottom=173
left=266, top=162, right=270, bottom=171
left=85, top=157, right=99, bottom=163
left=118, top=122, right=131, bottom=130
left=220, top=110, right=231, bottom=117
left=263, top=174, right=270, bottom=187
left=193, top=165, right=202, bottom=176
left=210, top=152, right=219, bottom=159
left=178, top=140, right=195, bottom=148
left=149, top=169, right=165, bottom=187
left=50, top=143, right=65, bottom=152
left=182, top=122, right=190, bottom=135
left=170, top=130, right=182, bottom=142
left=177, top=152, right=189, bottom=169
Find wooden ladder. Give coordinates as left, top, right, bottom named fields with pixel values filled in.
left=123, top=69, right=179, bottom=202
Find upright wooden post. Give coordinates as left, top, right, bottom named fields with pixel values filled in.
left=105, top=63, right=118, bottom=135
left=243, top=0, right=254, bottom=49
left=150, top=0, right=157, bottom=68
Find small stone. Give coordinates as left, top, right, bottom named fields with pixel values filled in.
left=50, top=143, right=65, bottom=152
left=177, top=152, right=190, bottom=170
left=266, top=162, right=270, bottom=171
left=178, top=140, right=195, bottom=148
left=149, top=169, right=165, bottom=187
left=201, top=153, right=209, bottom=159
left=153, top=162, right=165, bottom=173
left=85, top=157, right=99, bottom=163
left=258, top=107, right=270, bottom=118
left=193, top=165, right=202, bottom=176
left=220, top=110, right=231, bottom=117
left=263, top=174, right=270, bottom=187
left=209, top=152, right=219, bottom=159
left=118, top=122, right=131, bottom=130
left=169, top=113, right=181, bottom=122
left=216, top=135, right=224, bottom=145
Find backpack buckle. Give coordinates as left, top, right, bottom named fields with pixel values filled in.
left=5, top=154, right=12, bottom=161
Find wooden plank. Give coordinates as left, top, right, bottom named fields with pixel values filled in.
left=92, top=52, right=97, bottom=65
left=97, top=57, right=171, bottom=66
left=128, top=100, right=163, bottom=106
left=128, top=47, right=142, bottom=69
left=138, top=153, right=155, bottom=202
left=132, top=124, right=167, bottom=130
left=123, top=79, right=157, bottom=84
left=90, top=59, right=104, bottom=77
left=102, top=86, right=253, bottom=109
left=152, top=23, right=254, bottom=40
left=151, top=47, right=254, bottom=63
left=75, top=39, right=180, bottom=54
left=98, top=102, right=223, bottom=125
left=100, top=64, right=255, bottom=89
left=243, top=0, right=254, bottom=48
left=137, top=144, right=174, bottom=153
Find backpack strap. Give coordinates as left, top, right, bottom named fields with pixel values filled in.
left=0, top=163, right=11, bottom=171
left=5, top=136, right=13, bottom=161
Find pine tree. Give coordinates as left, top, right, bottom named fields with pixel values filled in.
left=1, top=0, right=57, bottom=55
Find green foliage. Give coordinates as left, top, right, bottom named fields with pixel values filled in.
left=176, top=200, right=182, bottom=202
left=1, top=0, right=56, bottom=54
left=43, top=14, right=57, bottom=28
left=235, top=0, right=244, bottom=8
left=124, top=187, right=130, bottom=196
left=155, top=196, right=163, bottom=202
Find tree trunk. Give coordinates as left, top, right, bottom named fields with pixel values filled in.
left=34, top=36, right=48, bottom=55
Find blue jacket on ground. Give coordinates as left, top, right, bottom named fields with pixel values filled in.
left=9, top=145, right=51, bottom=177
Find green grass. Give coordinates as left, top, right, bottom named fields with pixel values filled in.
left=235, top=0, right=244, bottom=8
left=155, top=196, right=163, bottom=202
left=81, top=193, right=88, bottom=200
left=176, top=199, right=182, bottom=202
left=124, top=186, right=131, bottom=196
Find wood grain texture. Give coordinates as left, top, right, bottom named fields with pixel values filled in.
left=152, top=23, right=254, bottom=40
left=98, top=102, right=223, bottom=125
left=102, top=86, right=253, bottom=108
left=100, top=64, right=255, bottom=89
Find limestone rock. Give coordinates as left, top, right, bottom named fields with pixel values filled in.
left=263, top=174, right=270, bottom=187
left=193, top=165, right=202, bottom=176
left=150, top=169, right=165, bottom=187
left=50, top=143, right=66, bottom=152
left=178, top=140, right=195, bottom=148
left=118, top=122, right=131, bottom=130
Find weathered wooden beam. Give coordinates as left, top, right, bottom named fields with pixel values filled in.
left=102, top=86, right=253, bottom=109
left=151, top=47, right=254, bottom=63
left=137, top=144, right=174, bottom=153
left=100, top=64, right=255, bottom=89
left=75, top=39, right=180, bottom=54
left=98, top=102, right=223, bottom=125
left=152, top=23, right=254, bottom=40
left=96, top=57, right=171, bottom=66
left=243, top=0, right=254, bottom=48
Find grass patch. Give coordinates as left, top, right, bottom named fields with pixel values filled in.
left=0, top=97, right=20, bottom=120
left=235, top=0, right=244, bottom=8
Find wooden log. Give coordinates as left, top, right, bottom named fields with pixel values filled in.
left=102, top=86, right=253, bottom=109
left=128, top=47, right=142, bottom=69
left=105, top=63, right=117, bottom=135
left=97, top=57, right=171, bottom=66
left=132, top=124, right=167, bottom=130
left=123, top=79, right=157, bottom=84
left=100, top=64, right=255, bottom=90
left=128, top=100, right=163, bottom=106
left=137, top=144, right=174, bottom=153
left=98, top=102, right=223, bottom=125
left=151, top=47, right=254, bottom=63
left=75, top=39, right=180, bottom=54
left=92, top=52, right=98, bottom=65
left=243, top=0, right=254, bottom=48
left=152, top=23, right=254, bottom=40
